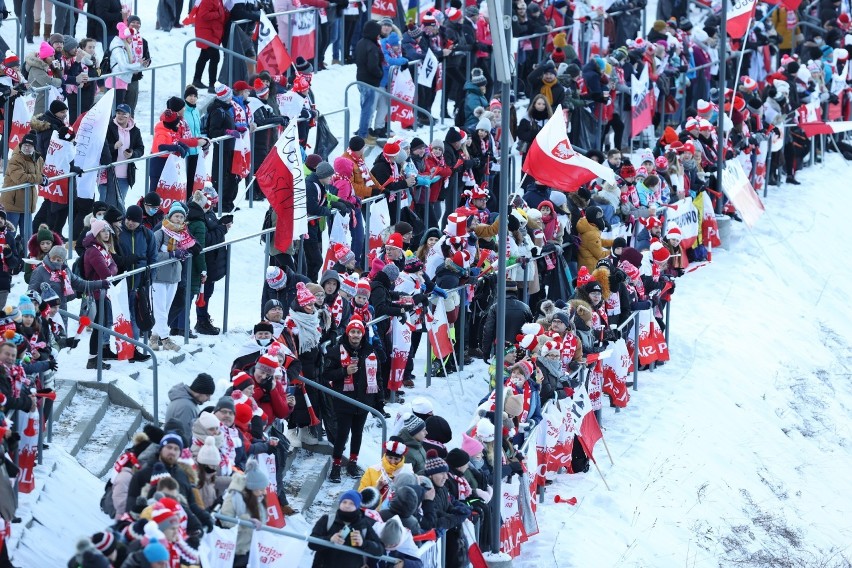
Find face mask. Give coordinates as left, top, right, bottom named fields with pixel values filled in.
left=815, top=38, right=824, bottom=46
left=470, top=456, right=485, bottom=469
left=95, top=213, right=105, bottom=220
left=256, top=338, right=272, bottom=347
left=21, top=146, right=34, bottom=156
left=146, top=207, right=158, bottom=216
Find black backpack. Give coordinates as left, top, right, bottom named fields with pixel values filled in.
left=99, top=46, right=119, bottom=77
left=568, top=434, right=590, bottom=474
left=99, top=480, right=116, bottom=517
left=134, top=270, right=155, bottom=333
left=70, top=258, right=86, bottom=298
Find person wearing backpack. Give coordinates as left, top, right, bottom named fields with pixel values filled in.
left=104, top=22, right=144, bottom=106
left=116, top=205, right=156, bottom=360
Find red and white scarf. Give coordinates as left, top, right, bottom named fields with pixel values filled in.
left=449, top=471, right=472, bottom=500
left=328, top=295, right=344, bottom=328
left=130, top=31, right=144, bottom=64
left=161, top=219, right=196, bottom=250
left=340, top=345, right=355, bottom=391
left=46, top=265, right=74, bottom=297
left=347, top=150, right=374, bottom=190
left=351, top=301, right=371, bottom=324
left=340, top=346, right=379, bottom=393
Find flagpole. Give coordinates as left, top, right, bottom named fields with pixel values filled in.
left=722, top=16, right=755, bottom=153
left=579, top=437, right=611, bottom=491
left=601, top=431, right=614, bottom=466
left=715, top=0, right=728, bottom=214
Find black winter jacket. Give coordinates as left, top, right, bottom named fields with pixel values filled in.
left=309, top=510, right=384, bottom=568
left=355, top=21, right=384, bottom=87
left=105, top=119, right=145, bottom=188
left=324, top=337, right=383, bottom=413
left=481, top=292, right=533, bottom=359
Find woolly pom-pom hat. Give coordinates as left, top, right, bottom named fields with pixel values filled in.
left=265, top=266, right=287, bottom=290
left=424, top=449, right=450, bottom=475
left=244, top=458, right=269, bottom=491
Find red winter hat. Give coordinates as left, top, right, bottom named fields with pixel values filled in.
left=665, top=225, right=682, bottom=241
left=385, top=232, right=403, bottom=249
left=355, top=278, right=372, bottom=298
left=160, top=109, right=179, bottom=125
left=696, top=99, right=713, bottom=114
left=682, top=141, right=696, bottom=155
left=346, top=315, right=365, bottom=334
left=740, top=76, right=757, bottom=92
left=233, top=371, right=253, bottom=391
left=620, top=164, right=636, bottom=178
left=233, top=80, right=250, bottom=92
left=576, top=266, right=593, bottom=287
left=332, top=242, right=356, bottom=264
left=650, top=241, right=671, bottom=263
left=469, top=185, right=489, bottom=200
left=150, top=498, right=181, bottom=529
left=452, top=249, right=472, bottom=268
left=257, top=353, right=279, bottom=371
left=383, top=140, right=402, bottom=158
left=640, top=215, right=662, bottom=230
left=295, top=282, right=316, bottom=307
left=445, top=7, right=462, bottom=21
left=234, top=403, right=253, bottom=427
left=253, top=77, right=269, bottom=97
left=733, top=96, right=747, bottom=112
left=421, top=10, right=438, bottom=25
left=512, top=360, right=535, bottom=380
left=445, top=212, right=469, bottom=237
left=292, top=74, right=311, bottom=94
left=384, top=439, right=408, bottom=457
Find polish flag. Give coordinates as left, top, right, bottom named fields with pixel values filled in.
left=463, top=520, right=488, bottom=568
left=576, top=408, right=603, bottom=463
left=726, top=0, right=758, bottom=39
left=257, top=12, right=292, bottom=75
left=155, top=153, right=187, bottom=213
left=799, top=120, right=852, bottom=137
left=427, top=302, right=454, bottom=360
left=7, top=93, right=35, bottom=152
left=521, top=105, right=616, bottom=191
left=256, top=121, right=308, bottom=254
left=193, top=148, right=211, bottom=192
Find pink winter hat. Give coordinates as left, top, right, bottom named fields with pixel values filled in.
left=117, top=22, right=132, bottom=40
left=333, top=156, right=354, bottom=178
left=38, top=41, right=55, bottom=59
left=461, top=432, right=484, bottom=457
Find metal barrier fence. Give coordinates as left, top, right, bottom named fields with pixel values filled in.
left=343, top=80, right=435, bottom=145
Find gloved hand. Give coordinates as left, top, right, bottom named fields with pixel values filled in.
left=58, top=126, right=75, bottom=141
left=400, top=61, right=409, bottom=71
left=160, top=244, right=169, bottom=253
left=509, top=461, right=524, bottom=475
left=567, top=361, right=580, bottom=373
left=66, top=337, right=80, bottom=349
left=236, top=125, right=248, bottom=133
left=176, top=142, right=190, bottom=158
left=70, top=164, right=84, bottom=176
left=171, top=248, right=188, bottom=260
left=100, top=280, right=112, bottom=290
left=469, top=266, right=481, bottom=278
left=125, top=253, right=139, bottom=266
left=330, top=201, right=348, bottom=214
left=48, top=358, right=59, bottom=371
left=416, top=174, right=433, bottom=186
left=431, top=286, right=448, bottom=299
left=412, top=293, right=427, bottom=305
left=225, top=129, right=240, bottom=138
left=605, top=328, right=621, bottom=342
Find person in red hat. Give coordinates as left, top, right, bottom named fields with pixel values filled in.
left=250, top=352, right=295, bottom=425
left=370, top=140, right=416, bottom=223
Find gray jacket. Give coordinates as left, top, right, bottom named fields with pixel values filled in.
left=24, top=52, right=62, bottom=115
left=152, top=229, right=186, bottom=284
left=163, top=383, right=199, bottom=442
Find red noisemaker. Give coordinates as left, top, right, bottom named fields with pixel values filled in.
left=554, top=495, right=577, bottom=505
left=195, top=292, right=206, bottom=308
left=77, top=315, right=91, bottom=335
left=33, top=390, right=57, bottom=401
left=303, top=383, right=321, bottom=427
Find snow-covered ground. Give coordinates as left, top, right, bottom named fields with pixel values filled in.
left=4, top=3, right=852, bottom=566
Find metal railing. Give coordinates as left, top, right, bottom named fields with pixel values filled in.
left=343, top=81, right=435, bottom=145
left=44, top=0, right=107, bottom=51
left=58, top=308, right=160, bottom=418
left=182, top=38, right=257, bottom=95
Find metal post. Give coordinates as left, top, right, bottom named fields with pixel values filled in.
left=440, top=60, right=446, bottom=126
left=23, top=185, right=32, bottom=249
left=522, top=260, right=529, bottom=304
left=2, top=98, right=10, bottom=173
left=151, top=67, right=156, bottom=135
left=632, top=313, right=639, bottom=390
left=183, top=255, right=193, bottom=344
left=715, top=0, right=727, bottom=214
left=223, top=246, right=232, bottom=333
left=363, top=201, right=371, bottom=271
left=218, top=140, right=224, bottom=215
left=36, top=403, right=43, bottom=465
left=664, top=300, right=671, bottom=345
left=314, top=9, right=321, bottom=71
left=97, top=293, right=105, bottom=382
left=67, top=177, right=75, bottom=260
left=490, top=0, right=511, bottom=552
left=426, top=320, right=432, bottom=388
left=458, top=290, right=466, bottom=372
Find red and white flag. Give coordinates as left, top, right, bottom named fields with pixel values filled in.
left=289, top=10, right=316, bottom=63
left=427, top=301, right=453, bottom=360
left=155, top=153, right=187, bottom=213
left=109, top=279, right=135, bottom=360
left=193, top=148, right=211, bottom=192
left=390, top=67, right=416, bottom=129
left=726, top=0, right=758, bottom=39
left=389, top=316, right=415, bottom=391
left=630, top=65, right=654, bottom=136
left=762, top=0, right=802, bottom=12
left=256, top=121, right=308, bottom=254
left=368, top=196, right=391, bottom=251
left=696, top=190, right=721, bottom=250
left=231, top=131, right=251, bottom=179
left=799, top=120, right=852, bottom=137
left=463, top=519, right=489, bottom=568
left=257, top=12, right=292, bottom=76
left=16, top=409, right=39, bottom=493
left=7, top=93, right=35, bottom=152
left=521, top=105, right=616, bottom=192
left=75, top=89, right=115, bottom=199
left=38, top=131, right=74, bottom=205
left=258, top=453, right=286, bottom=528
left=721, top=158, right=764, bottom=228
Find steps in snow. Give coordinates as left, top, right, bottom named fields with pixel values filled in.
left=50, top=379, right=153, bottom=479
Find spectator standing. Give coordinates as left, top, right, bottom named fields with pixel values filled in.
left=24, top=41, right=62, bottom=114
left=101, top=104, right=144, bottom=213
left=193, top=0, right=227, bottom=92
left=309, top=490, right=384, bottom=568
left=115, top=205, right=156, bottom=350
left=124, top=16, right=152, bottom=114
left=81, top=218, right=119, bottom=369
left=163, top=373, right=216, bottom=443
left=355, top=20, right=384, bottom=144
left=206, top=83, right=240, bottom=213
left=1, top=132, right=43, bottom=234
left=105, top=22, right=144, bottom=106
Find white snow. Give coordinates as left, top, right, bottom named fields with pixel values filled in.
left=3, top=3, right=852, bottom=566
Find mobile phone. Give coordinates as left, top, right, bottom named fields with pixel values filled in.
left=339, top=525, right=351, bottom=540
left=287, top=386, right=298, bottom=396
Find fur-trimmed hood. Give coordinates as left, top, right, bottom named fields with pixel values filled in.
left=569, top=298, right=593, bottom=323
left=24, top=51, right=51, bottom=72
left=592, top=266, right=611, bottom=299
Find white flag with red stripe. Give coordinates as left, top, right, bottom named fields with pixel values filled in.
left=427, top=301, right=453, bottom=360
left=193, top=148, right=211, bottom=192
left=109, top=278, right=135, bottom=360
left=726, top=0, right=758, bottom=39
left=257, top=12, right=292, bottom=75
left=7, top=93, right=35, bottom=152
left=155, top=153, right=187, bottom=213
left=521, top=106, right=616, bottom=192
left=799, top=120, right=852, bottom=136
left=463, top=519, right=488, bottom=568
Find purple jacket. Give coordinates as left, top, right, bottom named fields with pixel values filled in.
left=82, top=233, right=118, bottom=299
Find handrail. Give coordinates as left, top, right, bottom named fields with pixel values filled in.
left=213, top=513, right=400, bottom=563
left=58, top=308, right=160, bottom=419
left=343, top=81, right=435, bottom=144
left=181, top=38, right=258, bottom=91
left=97, top=61, right=186, bottom=134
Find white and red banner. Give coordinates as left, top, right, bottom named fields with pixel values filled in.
left=256, top=121, right=308, bottom=254
left=367, top=196, right=391, bottom=251
left=665, top=198, right=700, bottom=249
left=626, top=309, right=670, bottom=367
left=155, top=153, right=187, bottom=213
left=630, top=66, right=653, bottom=136
left=75, top=89, right=115, bottom=199
left=751, top=138, right=769, bottom=194
left=726, top=0, right=757, bottom=39
left=258, top=453, right=286, bottom=529
left=193, top=148, right=211, bottom=192
left=257, top=12, right=292, bottom=76
left=288, top=10, right=316, bottom=63
left=463, top=520, right=488, bottom=568
left=38, top=131, right=74, bottom=205
left=418, top=48, right=439, bottom=88
left=499, top=477, right=525, bottom=558
left=721, top=158, right=764, bottom=228
left=16, top=409, right=39, bottom=493
left=427, top=301, right=453, bottom=360
left=696, top=191, right=721, bottom=250
left=8, top=93, right=36, bottom=152
left=390, top=67, right=416, bottom=130
left=276, top=91, right=307, bottom=122
left=370, top=0, right=397, bottom=17
left=198, top=526, right=239, bottom=568
left=388, top=317, right=415, bottom=391
left=108, top=278, right=135, bottom=360
left=247, top=528, right=307, bottom=567
left=231, top=131, right=252, bottom=179
left=601, top=338, right=631, bottom=408
left=522, top=106, right=616, bottom=192
left=799, top=120, right=852, bottom=137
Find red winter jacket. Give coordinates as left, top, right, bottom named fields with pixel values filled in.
left=251, top=374, right=292, bottom=424
left=195, top=0, right=229, bottom=48
left=424, top=154, right=452, bottom=203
